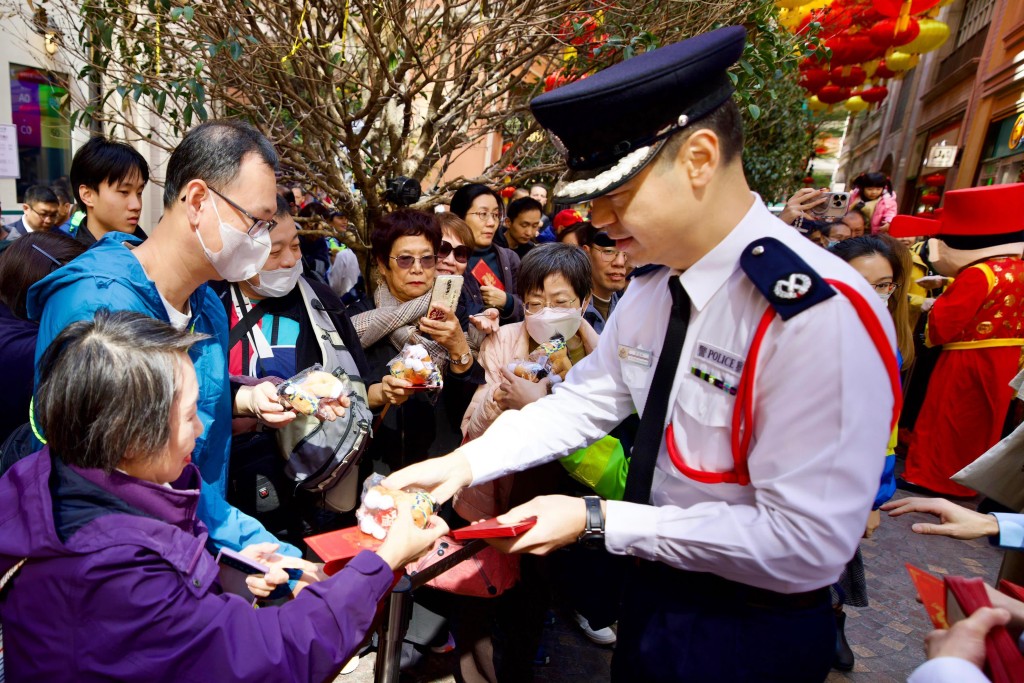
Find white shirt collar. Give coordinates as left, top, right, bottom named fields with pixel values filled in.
left=680, top=194, right=767, bottom=312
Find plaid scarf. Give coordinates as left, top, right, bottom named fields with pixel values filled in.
left=352, top=284, right=449, bottom=369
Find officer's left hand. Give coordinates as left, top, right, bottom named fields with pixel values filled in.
left=489, top=495, right=588, bottom=555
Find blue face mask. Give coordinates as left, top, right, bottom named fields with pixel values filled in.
left=827, top=240, right=840, bottom=248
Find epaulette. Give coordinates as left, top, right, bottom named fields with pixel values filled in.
left=739, top=237, right=835, bottom=321
left=628, top=264, right=666, bottom=280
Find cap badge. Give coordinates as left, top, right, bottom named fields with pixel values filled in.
left=773, top=273, right=812, bottom=300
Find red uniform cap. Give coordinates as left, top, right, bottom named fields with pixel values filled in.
left=889, top=184, right=1024, bottom=239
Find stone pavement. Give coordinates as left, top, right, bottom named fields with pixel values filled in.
left=343, top=489, right=1003, bottom=682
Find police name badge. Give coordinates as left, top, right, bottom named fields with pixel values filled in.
left=694, top=342, right=744, bottom=374
left=618, top=345, right=653, bottom=367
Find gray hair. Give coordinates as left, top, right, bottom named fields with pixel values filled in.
left=162, top=119, right=279, bottom=208
left=517, top=243, right=593, bottom=302
left=36, top=310, right=208, bottom=473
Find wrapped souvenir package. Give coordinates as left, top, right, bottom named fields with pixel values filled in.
left=506, top=334, right=572, bottom=383
left=388, top=342, right=443, bottom=389
left=277, top=364, right=352, bottom=420
left=356, top=473, right=437, bottom=540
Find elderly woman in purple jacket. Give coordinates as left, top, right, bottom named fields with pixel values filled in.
left=0, top=310, right=447, bottom=682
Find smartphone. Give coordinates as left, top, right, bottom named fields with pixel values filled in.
left=428, top=275, right=463, bottom=321
left=215, top=548, right=300, bottom=603
left=809, top=191, right=850, bottom=220
left=216, top=548, right=268, bottom=605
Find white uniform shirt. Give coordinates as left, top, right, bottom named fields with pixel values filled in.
left=460, top=197, right=896, bottom=594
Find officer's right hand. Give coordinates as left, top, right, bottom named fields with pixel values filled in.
left=382, top=452, right=473, bottom=505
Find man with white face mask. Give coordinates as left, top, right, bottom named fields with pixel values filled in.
left=891, top=185, right=1024, bottom=499
left=27, top=120, right=307, bottom=559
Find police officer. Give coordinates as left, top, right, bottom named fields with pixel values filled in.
left=386, top=26, right=897, bottom=682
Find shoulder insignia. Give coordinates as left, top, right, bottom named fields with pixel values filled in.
left=628, top=264, right=666, bottom=280
left=739, top=237, right=835, bottom=321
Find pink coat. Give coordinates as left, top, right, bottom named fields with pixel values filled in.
left=456, top=320, right=600, bottom=521
left=850, top=188, right=898, bottom=234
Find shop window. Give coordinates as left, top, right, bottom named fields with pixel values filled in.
left=9, top=63, right=71, bottom=200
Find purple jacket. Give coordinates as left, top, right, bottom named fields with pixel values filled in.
left=0, top=450, right=395, bottom=682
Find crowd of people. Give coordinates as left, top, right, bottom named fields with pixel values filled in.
left=0, top=23, right=1023, bottom=683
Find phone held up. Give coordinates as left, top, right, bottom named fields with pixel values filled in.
left=810, top=191, right=850, bottom=221
left=428, top=274, right=463, bottom=321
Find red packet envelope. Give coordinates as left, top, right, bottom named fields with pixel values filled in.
left=906, top=563, right=949, bottom=628
left=945, top=575, right=1024, bottom=683
left=306, top=526, right=383, bottom=576
left=450, top=517, right=537, bottom=540
left=471, top=260, right=504, bottom=291
left=998, top=579, right=1024, bottom=603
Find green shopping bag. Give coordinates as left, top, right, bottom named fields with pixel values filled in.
left=559, top=435, right=628, bottom=501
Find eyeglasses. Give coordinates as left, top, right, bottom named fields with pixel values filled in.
left=592, top=246, right=630, bottom=264
left=467, top=210, right=502, bottom=223
left=524, top=297, right=579, bottom=315
left=28, top=205, right=59, bottom=222
left=872, top=281, right=898, bottom=295
left=439, top=240, right=470, bottom=264
left=204, top=187, right=277, bottom=238
left=390, top=254, right=437, bottom=270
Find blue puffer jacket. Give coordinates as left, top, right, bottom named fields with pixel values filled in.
left=25, top=232, right=298, bottom=556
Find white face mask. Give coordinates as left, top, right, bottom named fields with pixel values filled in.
left=525, top=306, right=584, bottom=343
left=248, top=261, right=302, bottom=298
left=196, top=198, right=271, bottom=282
left=877, top=289, right=893, bottom=304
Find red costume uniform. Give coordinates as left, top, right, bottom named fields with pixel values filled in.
left=893, top=184, right=1024, bottom=496
left=904, top=259, right=1024, bottom=495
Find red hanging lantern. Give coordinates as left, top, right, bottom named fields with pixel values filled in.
left=830, top=65, right=867, bottom=88
left=826, top=34, right=881, bottom=66
left=858, top=86, right=889, bottom=103
left=817, top=85, right=852, bottom=105
left=558, top=13, right=599, bottom=47
left=919, top=193, right=941, bottom=207
left=915, top=208, right=936, bottom=217
left=923, top=172, right=947, bottom=187
left=500, top=186, right=516, bottom=200
left=872, top=0, right=941, bottom=18
left=803, top=176, right=816, bottom=185
left=873, top=61, right=897, bottom=80
left=868, top=17, right=921, bottom=48
left=800, top=68, right=830, bottom=92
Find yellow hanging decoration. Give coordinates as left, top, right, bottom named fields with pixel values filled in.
left=281, top=0, right=310, bottom=64
left=807, top=96, right=829, bottom=112
left=844, top=96, right=869, bottom=113
left=902, top=19, right=949, bottom=54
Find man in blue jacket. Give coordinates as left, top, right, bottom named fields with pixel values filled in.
left=28, top=119, right=302, bottom=556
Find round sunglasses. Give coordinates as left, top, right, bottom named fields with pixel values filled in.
left=439, top=240, right=470, bottom=264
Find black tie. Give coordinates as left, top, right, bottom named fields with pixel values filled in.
left=623, top=276, right=691, bottom=505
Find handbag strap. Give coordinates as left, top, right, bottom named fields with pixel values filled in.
left=229, top=285, right=272, bottom=348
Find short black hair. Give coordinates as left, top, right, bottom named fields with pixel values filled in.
left=163, top=119, right=279, bottom=208
left=659, top=98, right=744, bottom=167
left=449, top=184, right=503, bottom=221
left=70, top=136, right=150, bottom=208
left=275, top=194, right=291, bottom=218
left=371, top=209, right=442, bottom=268
left=22, top=185, right=58, bottom=206
left=507, top=197, right=544, bottom=221
left=517, top=243, right=592, bottom=303
left=0, top=231, right=86, bottom=318
left=36, top=310, right=206, bottom=473
left=50, top=177, right=73, bottom=205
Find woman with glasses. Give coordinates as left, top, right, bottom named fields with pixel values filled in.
left=450, top=184, right=525, bottom=324
left=456, top=244, right=622, bottom=679
left=349, top=209, right=484, bottom=470
left=437, top=212, right=501, bottom=345
left=827, top=234, right=914, bottom=672
left=0, top=231, right=85, bottom=444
